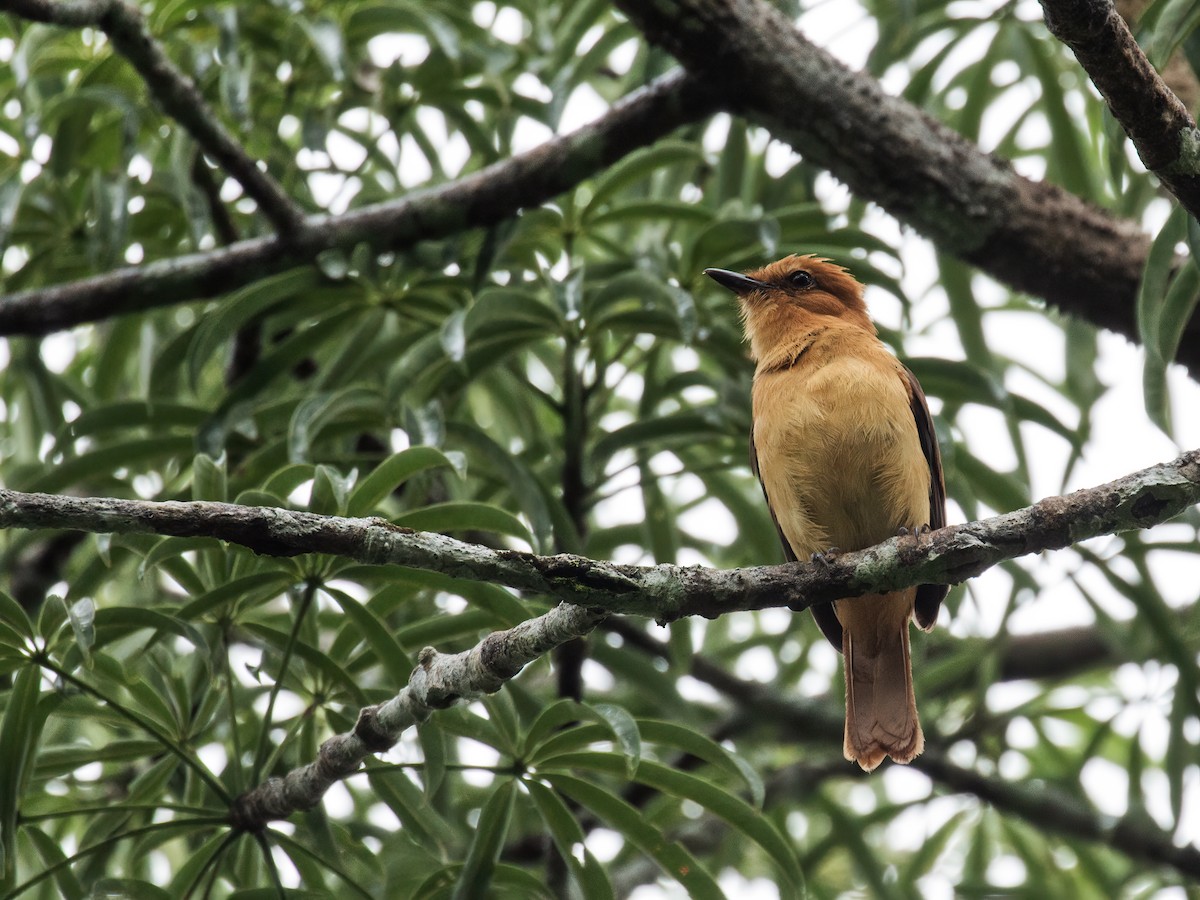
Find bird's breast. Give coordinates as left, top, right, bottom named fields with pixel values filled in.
left=752, top=347, right=930, bottom=557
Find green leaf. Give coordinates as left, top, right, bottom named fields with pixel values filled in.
left=137, top=537, right=221, bottom=583
left=0, top=591, right=35, bottom=642
left=309, top=463, right=352, bottom=515
left=592, top=410, right=724, bottom=463
left=546, top=773, right=724, bottom=900
left=444, top=423, right=555, bottom=553
left=589, top=270, right=698, bottom=342
left=394, top=502, right=533, bottom=546
left=582, top=142, right=703, bottom=218
left=450, top=779, right=517, bottom=900
left=287, top=387, right=380, bottom=464
left=323, top=586, right=413, bottom=684
left=637, top=720, right=765, bottom=809
left=440, top=308, right=467, bottom=363
left=366, top=768, right=455, bottom=855
left=65, top=597, right=95, bottom=662
left=588, top=703, right=641, bottom=778
left=192, top=452, right=228, bottom=503
left=186, top=268, right=319, bottom=391
left=348, top=446, right=466, bottom=517
left=523, top=779, right=614, bottom=900
left=86, top=879, right=177, bottom=900
left=1136, top=204, right=1190, bottom=434
left=25, top=826, right=84, bottom=900
left=28, top=436, right=196, bottom=494
left=1148, top=0, right=1200, bottom=68
left=524, top=702, right=640, bottom=777
left=0, top=666, right=43, bottom=875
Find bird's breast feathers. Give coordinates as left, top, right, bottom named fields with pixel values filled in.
left=751, top=336, right=930, bottom=557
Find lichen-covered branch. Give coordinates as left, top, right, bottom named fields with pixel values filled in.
left=228, top=602, right=604, bottom=829
left=0, top=70, right=718, bottom=335
left=1, top=449, right=1198, bottom=619
left=6, top=448, right=1178, bottom=831
left=2, top=0, right=305, bottom=236
left=1040, top=0, right=1200, bottom=220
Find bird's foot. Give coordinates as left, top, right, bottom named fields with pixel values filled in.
left=809, top=548, right=842, bottom=566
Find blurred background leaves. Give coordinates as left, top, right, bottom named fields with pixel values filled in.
left=1, top=0, right=1199, bottom=897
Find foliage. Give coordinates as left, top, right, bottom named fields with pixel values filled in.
left=1, top=0, right=1198, bottom=897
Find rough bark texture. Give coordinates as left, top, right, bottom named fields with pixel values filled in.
left=5, top=1, right=1200, bottom=378
left=228, top=602, right=603, bottom=829
left=3, top=449, right=1198, bottom=619
left=610, top=0, right=1200, bottom=376
left=1042, top=0, right=1200, bottom=216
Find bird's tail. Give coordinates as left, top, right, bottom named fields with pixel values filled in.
left=840, top=593, right=923, bottom=772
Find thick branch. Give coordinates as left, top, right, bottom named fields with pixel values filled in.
left=0, top=70, right=717, bottom=335
left=1, top=450, right=1197, bottom=618
left=228, top=602, right=604, bottom=829
left=2, top=0, right=305, bottom=236
left=1041, top=0, right=1200, bottom=218
left=609, top=0, right=1200, bottom=379
left=7, top=1, right=1200, bottom=378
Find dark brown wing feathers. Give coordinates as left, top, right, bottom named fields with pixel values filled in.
left=903, top=365, right=948, bottom=630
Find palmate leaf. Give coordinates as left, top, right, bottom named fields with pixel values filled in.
left=546, top=753, right=802, bottom=896
left=4, top=0, right=1200, bottom=893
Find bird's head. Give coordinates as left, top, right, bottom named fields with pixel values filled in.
left=704, top=254, right=874, bottom=361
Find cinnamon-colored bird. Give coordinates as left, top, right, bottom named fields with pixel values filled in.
left=706, top=255, right=947, bottom=771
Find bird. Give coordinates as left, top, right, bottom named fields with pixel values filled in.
left=705, top=254, right=947, bottom=771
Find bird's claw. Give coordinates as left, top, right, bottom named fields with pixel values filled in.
left=809, top=548, right=842, bottom=566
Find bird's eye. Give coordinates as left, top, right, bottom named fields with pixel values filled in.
left=787, top=270, right=815, bottom=289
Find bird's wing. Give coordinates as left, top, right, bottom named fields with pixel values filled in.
left=750, top=425, right=844, bottom=649
left=902, top=364, right=949, bottom=630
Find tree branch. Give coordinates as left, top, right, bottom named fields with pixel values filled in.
left=76, top=447, right=1186, bottom=836
left=2, top=0, right=305, bottom=236
left=614, top=620, right=1200, bottom=884
left=0, top=70, right=718, bottom=335
left=228, top=602, right=604, bottom=829
left=7, top=1, right=1200, bottom=379
left=914, top=751, right=1200, bottom=880
left=0, top=450, right=1197, bottom=618
left=1040, top=0, right=1200, bottom=219
left=608, top=0, right=1200, bottom=379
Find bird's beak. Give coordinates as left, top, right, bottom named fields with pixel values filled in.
left=704, top=268, right=768, bottom=296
